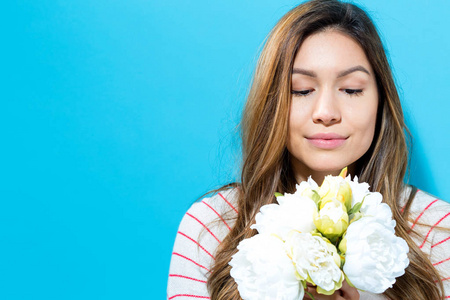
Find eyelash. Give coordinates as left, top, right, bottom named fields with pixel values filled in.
left=291, top=89, right=364, bottom=97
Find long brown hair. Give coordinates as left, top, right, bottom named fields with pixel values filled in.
left=207, top=0, right=445, bottom=299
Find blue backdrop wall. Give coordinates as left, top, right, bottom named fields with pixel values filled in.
left=1, top=0, right=449, bottom=299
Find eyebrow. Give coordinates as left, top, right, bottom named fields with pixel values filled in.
left=292, top=65, right=371, bottom=78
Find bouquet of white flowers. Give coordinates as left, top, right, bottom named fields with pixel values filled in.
left=229, top=168, right=409, bottom=300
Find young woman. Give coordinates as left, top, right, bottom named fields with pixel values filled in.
left=167, top=0, right=450, bottom=299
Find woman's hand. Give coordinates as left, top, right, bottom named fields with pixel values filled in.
left=303, top=281, right=360, bottom=300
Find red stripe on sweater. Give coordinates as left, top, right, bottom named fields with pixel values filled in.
left=435, top=277, right=450, bottom=283
left=420, top=212, right=450, bottom=248
left=433, top=256, right=450, bottom=266
left=169, top=294, right=210, bottom=300
left=201, top=200, right=231, bottom=231
left=218, top=192, right=238, bottom=213
left=172, top=252, right=209, bottom=271
left=169, top=274, right=207, bottom=283
left=186, top=213, right=221, bottom=244
left=401, top=188, right=422, bottom=213
left=411, top=199, right=438, bottom=230
left=432, top=236, right=450, bottom=249
left=177, top=231, right=215, bottom=260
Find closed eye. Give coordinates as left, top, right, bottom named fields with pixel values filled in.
left=343, top=89, right=364, bottom=96
left=292, top=89, right=364, bottom=97
left=291, top=89, right=314, bottom=97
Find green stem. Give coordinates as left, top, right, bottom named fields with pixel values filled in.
left=305, top=291, right=315, bottom=300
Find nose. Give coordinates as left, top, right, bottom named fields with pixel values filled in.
left=311, top=90, right=341, bottom=126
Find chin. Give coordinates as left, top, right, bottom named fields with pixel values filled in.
left=310, top=161, right=349, bottom=173
left=289, top=152, right=358, bottom=179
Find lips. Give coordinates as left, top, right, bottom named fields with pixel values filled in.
left=306, top=133, right=348, bottom=149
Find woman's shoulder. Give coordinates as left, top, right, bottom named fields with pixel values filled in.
left=406, top=187, right=450, bottom=226
left=191, top=187, right=239, bottom=217
left=173, top=187, right=240, bottom=251
left=182, top=187, right=239, bottom=233
left=407, top=188, right=450, bottom=297
left=404, top=186, right=450, bottom=253
left=167, top=188, right=240, bottom=298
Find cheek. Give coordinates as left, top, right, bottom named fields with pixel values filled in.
left=288, top=102, right=308, bottom=141
left=289, top=100, right=312, bottom=126
left=351, top=105, right=377, bottom=146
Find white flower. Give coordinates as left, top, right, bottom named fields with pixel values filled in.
left=251, top=194, right=317, bottom=240
left=293, top=176, right=320, bottom=202
left=360, top=192, right=396, bottom=227
left=229, top=234, right=303, bottom=300
left=345, top=175, right=370, bottom=208
left=345, top=176, right=393, bottom=224
left=343, top=216, right=409, bottom=294
left=285, top=231, right=344, bottom=295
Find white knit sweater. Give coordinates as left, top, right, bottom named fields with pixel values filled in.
left=167, top=188, right=450, bottom=300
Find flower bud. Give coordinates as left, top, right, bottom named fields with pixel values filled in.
left=314, top=199, right=349, bottom=242
left=319, top=175, right=352, bottom=211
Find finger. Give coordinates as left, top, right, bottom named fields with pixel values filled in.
left=306, top=288, right=347, bottom=300
left=306, top=286, right=333, bottom=300
left=306, top=286, right=320, bottom=299
left=306, top=286, right=315, bottom=296
left=340, top=280, right=360, bottom=299
left=303, top=293, right=312, bottom=300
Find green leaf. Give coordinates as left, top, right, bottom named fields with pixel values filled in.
left=317, top=199, right=322, bottom=209
left=348, top=201, right=363, bottom=215
left=349, top=212, right=362, bottom=224
left=339, top=254, right=346, bottom=268
left=310, top=190, right=321, bottom=204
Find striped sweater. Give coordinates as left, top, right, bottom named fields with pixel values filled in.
left=167, top=188, right=450, bottom=299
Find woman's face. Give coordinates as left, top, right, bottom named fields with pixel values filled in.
left=287, top=29, right=378, bottom=182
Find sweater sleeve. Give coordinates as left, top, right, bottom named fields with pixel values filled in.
left=427, top=200, right=450, bottom=298
left=408, top=190, right=450, bottom=298
left=167, top=190, right=238, bottom=300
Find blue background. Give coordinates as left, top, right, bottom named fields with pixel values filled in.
left=1, top=1, right=449, bottom=299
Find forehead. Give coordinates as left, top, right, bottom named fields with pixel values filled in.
left=292, top=30, right=373, bottom=75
